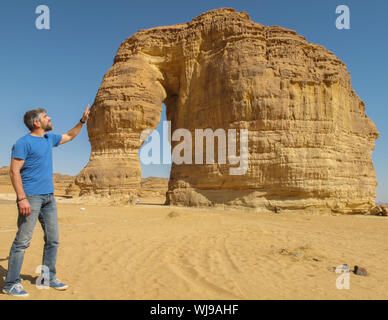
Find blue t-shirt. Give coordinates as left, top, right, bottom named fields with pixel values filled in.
left=11, top=133, right=62, bottom=195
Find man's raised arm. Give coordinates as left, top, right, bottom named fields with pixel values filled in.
left=59, top=104, right=90, bottom=145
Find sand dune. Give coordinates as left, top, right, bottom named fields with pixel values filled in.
left=1, top=196, right=387, bottom=300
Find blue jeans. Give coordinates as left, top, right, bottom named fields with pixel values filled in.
left=4, top=193, right=59, bottom=289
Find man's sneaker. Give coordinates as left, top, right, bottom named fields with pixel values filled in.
left=2, top=283, right=29, bottom=297
left=49, top=278, right=68, bottom=291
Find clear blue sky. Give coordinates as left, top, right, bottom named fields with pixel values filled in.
left=0, top=0, right=387, bottom=202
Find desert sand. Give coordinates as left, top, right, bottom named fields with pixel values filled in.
left=1, top=193, right=387, bottom=300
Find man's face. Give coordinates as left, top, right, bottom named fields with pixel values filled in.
left=37, top=112, right=53, bottom=132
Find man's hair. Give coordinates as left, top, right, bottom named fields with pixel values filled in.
left=23, top=108, right=46, bottom=131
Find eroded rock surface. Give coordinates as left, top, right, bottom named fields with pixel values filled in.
left=139, top=177, right=169, bottom=200
left=75, top=8, right=379, bottom=213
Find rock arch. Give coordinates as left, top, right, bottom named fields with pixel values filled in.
left=75, top=8, right=379, bottom=213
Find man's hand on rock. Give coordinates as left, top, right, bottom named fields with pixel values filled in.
left=81, top=104, right=91, bottom=123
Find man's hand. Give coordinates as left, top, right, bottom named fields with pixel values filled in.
left=9, top=158, right=30, bottom=216
left=81, top=104, right=91, bottom=123
left=18, top=198, right=31, bottom=216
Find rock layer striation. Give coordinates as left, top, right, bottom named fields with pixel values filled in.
left=75, top=8, right=379, bottom=213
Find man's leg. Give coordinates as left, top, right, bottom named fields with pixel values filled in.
left=39, top=193, right=59, bottom=281
left=4, top=196, right=43, bottom=289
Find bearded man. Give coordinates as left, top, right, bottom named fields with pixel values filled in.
left=2, top=105, right=90, bottom=297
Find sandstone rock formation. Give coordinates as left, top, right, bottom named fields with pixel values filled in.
left=64, top=182, right=81, bottom=197
left=75, top=8, right=379, bottom=213
left=53, top=173, right=78, bottom=195
left=65, top=176, right=168, bottom=202
left=0, top=166, right=11, bottom=186
left=138, top=177, right=169, bottom=202
left=370, top=206, right=387, bottom=216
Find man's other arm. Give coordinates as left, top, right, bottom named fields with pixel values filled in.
left=10, top=158, right=31, bottom=216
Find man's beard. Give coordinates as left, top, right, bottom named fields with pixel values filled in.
left=44, top=122, right=53, bottom=132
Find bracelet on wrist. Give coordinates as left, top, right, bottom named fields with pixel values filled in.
left=80, top=118, right=86, bottom=124
left=17, top=197, right=27, bottom=203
